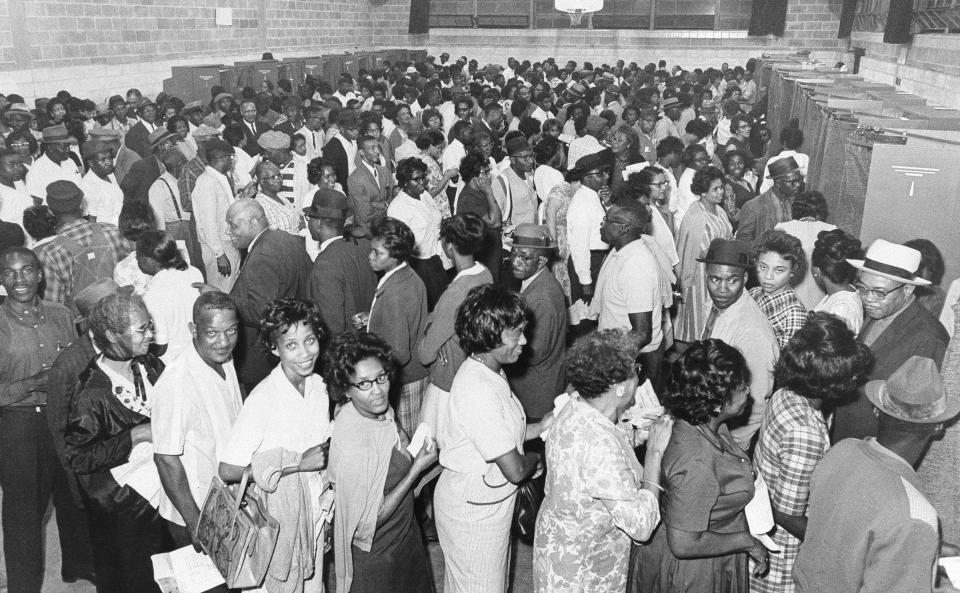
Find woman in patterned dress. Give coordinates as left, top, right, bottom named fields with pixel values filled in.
left=534, top=329, right=672, bottom=593
left=544, top=180, right=582, bottom=322
left=415, top=129, right=458, bottom=220
left=752, top=313, right=872, bottom=593
left=253, top=160, right=303, bottom=236
left=674, top=166, right=733, bottom=343
left=749, top=229, right=807, bottom=348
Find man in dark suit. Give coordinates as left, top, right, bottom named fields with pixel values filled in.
left=208, top=199, right=311, bottom=390
left=119, top=129, right=179, bottom=203
left=239, top=99, right=269, bottom=157
left=304, top=188, right=377, bottom=335
left=323, top=109, right=360, bottom=190
left=124, top=100, right=162, bottom=158
left=346, top=134, right=393, bottom=228
left=832, top=239, right=950, bottom=443
left=505, top=224, right=567, bottom=420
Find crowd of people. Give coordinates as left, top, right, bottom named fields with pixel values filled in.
left=1, top=50, right=959, bottom=593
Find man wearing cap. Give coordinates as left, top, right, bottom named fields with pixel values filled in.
left=88, top=126, right=140, bottom=185
left=212, top=92, right=235, bottom=124
left=221, top=199, right=311, bottom=388
left=148, top=148, right=193, bottom=245
left=305, top=189, right=377, bottom=335
left=832, top=240, right=949, bottom=443
left=3, top=102, right=34, bottom=134
left=653, top=96, right=682, bottom=144
left=34, top=180, right=127, bottom=307
left=634, top=105, right=660, bottom=165
left=324, top=110, right=360, bottom=190
left=153, top=291, right=242, bottom=558
left=566, top=150, right=613, bottom=328
left=79, top=140, right=123, bottom=225
left=119, top=127, right=179, bottom=204
left=124, top=99, right=161, bottom=158
left=492, top=136, right=538, bottom=234
left=506, top=223, right=567, bottom=419
left=24, top=124, right=83, bottom=202
left=735, top=156, right=805, bottom=244
left=192, top=139, right=246, bottom=292
left=796, top=356, right=954, bottom=592
left=103, top=95, right=133, bottom=137
left=699, top=238, right=779, bottom=447
left=0, top=148, right=32, bottom=236
left=0, top=246, right=95, bottom=591
left=591, top=202, right=670, bottom=387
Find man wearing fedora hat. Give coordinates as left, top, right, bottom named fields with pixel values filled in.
left=119, top=127, right=179, bottom=204
left=492, top=136, right=538, bottom=232
left=566, top=149, right=613, bottom=326
left=506, top=223, right=567, bottom=419
left=795, top=355, right=955, bottom=592
left=735, top=155, right=804, bottom=245
left=3, top=102, right=34, bottom=134
left=832, top=239, right=949, bottom=443
left=79, top=140, right=124, bottom=226
left=653, top=96, right=682, bottom=144
left=305, top=189, right=377, bottom=335
left=88, top=126, right=140, bottom=185
left=124, top=99, right=161, bottom=158
left=699, top=238, right=779, bottom=447
left=24, top=124, right=83, bottom=202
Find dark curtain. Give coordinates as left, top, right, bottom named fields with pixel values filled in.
left=838, top=0, right=857, bottom=38
left=749, top=0, right=789, bottom=36
left=409, top=0, right=430, bottom=34
left=883, top=0, right=912, bottom=43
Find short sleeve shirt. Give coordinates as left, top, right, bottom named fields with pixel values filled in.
left=591, top=239, right=664, bottom=351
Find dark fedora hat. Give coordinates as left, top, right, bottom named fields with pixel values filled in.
left=697, top=238, right=753, bottom=268
left=303, top=188, right=350, bottom=219
left=567, top=148, right=613, bottom=182
left=768, top=156, right=801, bottom=179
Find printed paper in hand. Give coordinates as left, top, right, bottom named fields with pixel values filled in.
left=745, top=474, right=781, bottom=552
left=151, top=545, right=225, bottom=593
left=110, top=442, right=162, bottom=508
left=407, top=423, right=433, bottom=456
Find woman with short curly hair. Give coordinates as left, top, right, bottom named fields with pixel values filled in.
left=219, top=297, right=331, bottom=593
left=752, top=313, right=873, bottom=593
left=325, top=332, right=436, bottom=593
left=630, top=338, right=769, bottom=593
left=534, top=329, right=673, bottom=592
left=750, top=229, right=808, bottom=348
left=435, top=284, right=550, bottom=593
left=675, top=164, right=733, bottom=343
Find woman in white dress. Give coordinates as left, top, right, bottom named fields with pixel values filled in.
left=811, top=228, right=864, bottom=335
left=435, top=285, right=553, bottom=593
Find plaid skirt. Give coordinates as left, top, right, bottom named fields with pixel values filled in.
left=395, top=377, right=428, bottom=437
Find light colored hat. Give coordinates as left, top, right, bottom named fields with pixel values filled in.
left=148, top=128, right=179, bottom=147
left=866, top=356, right=960, bottom=424
left=192, top=124, right=221, bottom=140
left=182, top=100, right=204, bottom=113
left=94, top=103, right=112, bottom=117
left=4, top=103, right=32, bottom=119
left=213, top=92, right=233, bottom=104
left=41, top=124, right=78, bottom=145
left=512, top=223, right=557, bottom=250
left=847, top=239, right=931, bottom=286
left=258, top=130, right=291, bottom=150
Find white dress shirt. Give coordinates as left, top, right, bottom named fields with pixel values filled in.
left=0, top=180, right=34, bottom=231
left=296, top=125, right=325, bottom=161
left=80, top=170, right=124, bottom=226
left=25, top=154, right=82, bottom=200
left=387, top=190, right=443, bottom=260
left=566, top=184, right=608, bottom=285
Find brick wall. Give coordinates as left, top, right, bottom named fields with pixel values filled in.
left=428, top=0, right=849, bottom=68
left=852, top=32, right=960, bottom=110
left=0, top=0, right=425, bottom=101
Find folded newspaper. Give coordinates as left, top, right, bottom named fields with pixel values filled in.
left=110, top=441, right=162, bottom=508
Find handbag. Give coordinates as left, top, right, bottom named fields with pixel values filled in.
left=195, top=468, right=280, bottom=589
left=512, top=471, right=545, bottom=543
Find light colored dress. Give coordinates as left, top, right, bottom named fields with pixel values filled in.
left=435, top=357, right=526, bottom=593
left=256, top=192, right=303, bottom=236
left=534, top=398, right=659, bottom=593
left=113, top=251, right=151, bottom=295
left=546, top=182, right=586, bottom=324
left=813, top=290, right=863, bottom=335
left=674, top=199, right=733, bottom=342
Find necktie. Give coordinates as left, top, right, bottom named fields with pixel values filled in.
left=702, top=306, right=720, bottom=340
left=373, top=167, right=380, bottom=187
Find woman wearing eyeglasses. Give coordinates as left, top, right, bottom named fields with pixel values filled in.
left=326, top=331, right=438, bottom=593
left=65, top=288, right=170, bottom=593
left=253, top=160, right=304, bottom=236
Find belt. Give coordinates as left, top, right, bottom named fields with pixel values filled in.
left=1, top=405, right=46, bottom=414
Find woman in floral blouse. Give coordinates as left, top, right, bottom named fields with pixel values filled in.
left=534, top=329, right=673, bottom=593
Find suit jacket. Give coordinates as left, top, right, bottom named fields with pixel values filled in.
left=735, top=188, right=789, bottom=245
left=325, top=136, right=351, bottom=190
left=832, top=300, right=949, bottom=442
left=230, top=229, right=312, bottom=386
left=368, top=265, right=429, bottom=385
left=308, top=237, right=377, bottom=335
left=113, top=145, right=141, bottom=184
left=346, top=162, right=393, bottom=227
left=119, top=154, right=162, bottom=204
left=507, top=270, right=568, bottom=418
left=124, top=121, right=153, bottom=159
left=240, top=119, right=269, bottom=156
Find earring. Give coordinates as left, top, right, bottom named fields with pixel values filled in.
left=616, top=385, right=626, bottom=398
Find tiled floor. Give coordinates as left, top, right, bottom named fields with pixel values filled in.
left=0, top=492, right=534, bottom=593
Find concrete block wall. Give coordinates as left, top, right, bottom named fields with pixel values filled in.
left=428, top=0, right=849, bottom=68
left=852, top=32, right=960, bottom=110
left=0, top=0, right=425, bottom=101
